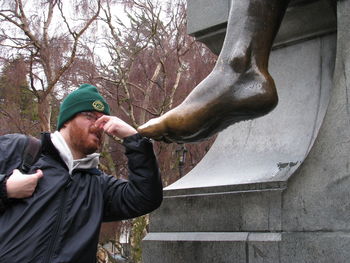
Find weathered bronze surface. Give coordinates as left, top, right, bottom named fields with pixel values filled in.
left=138, top=0, right=291, bottom=143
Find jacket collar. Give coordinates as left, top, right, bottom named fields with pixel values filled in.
left=41, top=132, right=68, bottom=170
left=41, top=132, right=101, bottom=175
left=50, top=131, right=100, bottom=175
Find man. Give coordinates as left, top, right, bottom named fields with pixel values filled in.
left=0, top=84, right=163, bottom=263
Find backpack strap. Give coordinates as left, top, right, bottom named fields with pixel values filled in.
left=20, top=136, right=42, bottom=173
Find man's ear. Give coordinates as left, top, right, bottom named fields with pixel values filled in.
left=60, top=121, right=69, bottom=130
left=60, top=114, right=78, bottom=131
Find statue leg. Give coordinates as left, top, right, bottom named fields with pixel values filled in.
left=138, top=0, right=291, bottom=143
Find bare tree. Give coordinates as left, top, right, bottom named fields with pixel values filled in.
left=98, top=0, right=207, bottom=125
left=95, top=1, right=217, bottom=262
left=0, top=56, right=41, bottom=135
left=0, top=0, right=102, bottom=131
left=97, top=0, right=216, bottom=180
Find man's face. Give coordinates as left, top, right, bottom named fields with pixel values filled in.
left=66, top=111, right=105, bottom=156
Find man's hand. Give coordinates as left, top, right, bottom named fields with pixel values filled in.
left=6, top=169, right=44, bottom=199
left=95, top=115, right=137, bottom=139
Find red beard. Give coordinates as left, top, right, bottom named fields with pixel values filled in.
left=68, top=119, right=104, bottom=156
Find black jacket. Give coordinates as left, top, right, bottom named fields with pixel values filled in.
left=0, top=133, right=163, bottom=263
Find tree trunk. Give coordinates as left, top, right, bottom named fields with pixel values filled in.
left=139, top=62, right=162, bottom=124
left=38, top=94, right=52, bottom=132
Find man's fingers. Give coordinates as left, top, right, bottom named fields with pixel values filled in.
left=96, top=116, right=120, bottom=134
left=34, top=169, right=44, bottom=179
left=12, top=169, right=43, bottom=179
left=95, top=115, right=137, bottom=138
left=7, top=169, right=43, bottom=199
left=94, top=115, right=109, bottom=128
left=103, top=121, right=114, bottom=135
left=12, top=169, right=21, bottom=175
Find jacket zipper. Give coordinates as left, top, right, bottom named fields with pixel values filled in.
left=44, top=179, right=71, bottom=263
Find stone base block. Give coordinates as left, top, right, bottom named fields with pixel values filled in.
left=143, top=232, right=280, bottom=263
left=143, top=232, right=350, bottom=263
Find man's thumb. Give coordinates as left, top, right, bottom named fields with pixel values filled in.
left=34, top=169, right=44, bottom=179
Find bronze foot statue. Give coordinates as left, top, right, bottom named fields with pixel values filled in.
left=138, top=0, right=291, bottom=143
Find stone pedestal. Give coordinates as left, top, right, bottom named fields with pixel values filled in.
left=142, top=0, right=350, bottom=262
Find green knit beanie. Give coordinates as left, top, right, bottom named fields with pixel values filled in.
left=57, top=84, right=110, bottom=130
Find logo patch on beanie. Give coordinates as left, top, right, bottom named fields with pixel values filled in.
left=92, top=100, right=105, bottom=111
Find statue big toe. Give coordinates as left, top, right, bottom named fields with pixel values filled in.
left=138, top=0, right=290, bottom=143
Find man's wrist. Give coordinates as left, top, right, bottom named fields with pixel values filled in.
left=121, top=129, right=138, bottom=139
